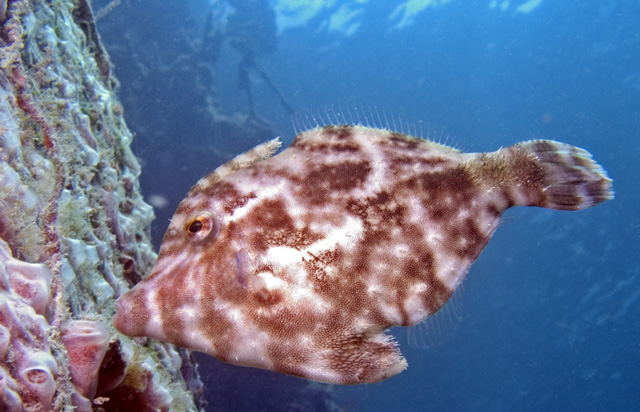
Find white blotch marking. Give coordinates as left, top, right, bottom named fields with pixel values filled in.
left=309, top=215, right=363, bottom=253
left=265, top=246, right=304, bottom=268
left=228, top=308, right=242, bottom=321
left=257, top=269, right=287, bottom=290
left=231, top=180, right=288, bottom=220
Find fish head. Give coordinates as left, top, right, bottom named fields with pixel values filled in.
left=112, top=133, right=413, bottom=383
left=112, top=178, right=268, bottom=359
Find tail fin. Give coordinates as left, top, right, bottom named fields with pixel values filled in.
left=513, top=140, right=613, bottom=210
left=467, top=140, right=614, bottom=211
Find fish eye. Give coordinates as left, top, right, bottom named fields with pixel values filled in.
left=188, top=220, right=203, bottom=233
left=184, top=213, right=219, bottom=242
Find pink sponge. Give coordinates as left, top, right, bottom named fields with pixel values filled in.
left=14, top=341, right=57, bottom=410
left=5, top=258, right=52, bottom=316
left=0, top=366, right=22, bottom=412
left=0, top=324, right=9, bottom=359
left=60, top=320, right=109, bottom=400
left=0, top=239, right=53, bottom=316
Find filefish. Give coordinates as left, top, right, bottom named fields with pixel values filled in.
left=113, top=125, right=613, bottom=384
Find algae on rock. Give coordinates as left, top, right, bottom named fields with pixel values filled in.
left=0, top=0, right=202, bottom=410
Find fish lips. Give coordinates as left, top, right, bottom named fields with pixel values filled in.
left=112, top=288, right=151, bottom=338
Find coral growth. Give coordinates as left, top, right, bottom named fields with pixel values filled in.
left=0, top=0, right=203, bottom=410
left=0, top=239, right=56, bottom=411
left=60, top=320, right=109, bottom=410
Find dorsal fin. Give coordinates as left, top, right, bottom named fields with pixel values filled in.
left=191, top=138, right=282, bottom=193
left=292, top=125, right=460, bottom=153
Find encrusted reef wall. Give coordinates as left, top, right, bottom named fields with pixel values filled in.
left=0, top=0, right=202, bottom=410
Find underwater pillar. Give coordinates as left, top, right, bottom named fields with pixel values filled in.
left=0, top=0, right=203, bottom=410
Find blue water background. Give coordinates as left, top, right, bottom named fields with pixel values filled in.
left=96, top=1, right=639, bottom=410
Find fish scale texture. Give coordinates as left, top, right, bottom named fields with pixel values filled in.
left=114, top=124, right=612, bottom=385
left=0, top=0, right=202, bottom=410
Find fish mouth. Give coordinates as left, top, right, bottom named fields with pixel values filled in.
left=112, top=296, right=128, bottom=333
left=112, top=292, right=144, bottom=337
left=113, top=296, right=125, bottom=314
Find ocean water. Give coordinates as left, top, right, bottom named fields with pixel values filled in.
left=96, top=1, right=639, bottom=411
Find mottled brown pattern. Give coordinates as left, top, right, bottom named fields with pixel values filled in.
left=297, top=142, right=361, bottom=153
left=246, top=199, right=322, bottom=252
left=304, top=249, right=342, bottom=290
left=323, top=124, right=355, bottom=141
left=114, top=125, right=613, bottom=385
left=346, top=191, right=406, bottom=232
left=224, top=192, right=257, bottom=214
left=303, top=161, right=372, bottom=204
left=385, top=132, right=421, bottom=150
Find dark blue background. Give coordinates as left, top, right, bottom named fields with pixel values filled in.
left=97, top=1, right=639, bottom=410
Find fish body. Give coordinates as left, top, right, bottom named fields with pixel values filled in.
left=113, top=125, right=612, bottom=384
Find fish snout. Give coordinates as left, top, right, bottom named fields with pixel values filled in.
left=112, top=289, right=149, bottom=338
left=112, top=295, right=130, bottom=334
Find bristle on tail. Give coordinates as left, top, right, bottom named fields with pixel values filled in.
left=514, top=140, right=614, bottom=211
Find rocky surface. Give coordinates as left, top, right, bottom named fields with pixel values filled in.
left=0, top=0, right=203, bottom=410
